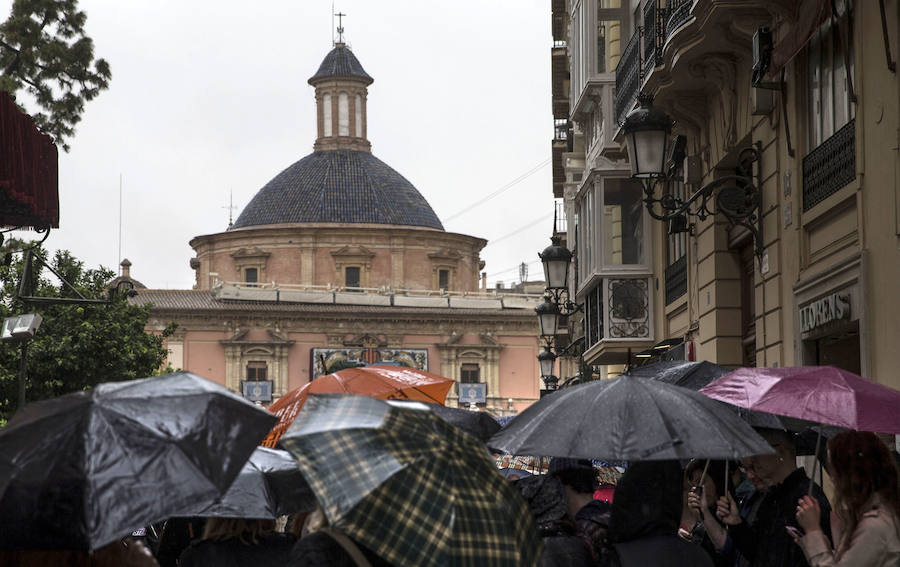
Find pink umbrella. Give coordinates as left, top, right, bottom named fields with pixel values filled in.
left=700, top=365, right=900, bottom=494
left=699, top=366, right=900, bottom=433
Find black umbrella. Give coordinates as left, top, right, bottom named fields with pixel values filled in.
left=488, top=376, right=774, bottom=461
left=624, top=360, right=730, bottom=390
left=389, top=401, right=501, bottom=442
left=181, top=447, right=317, bottom=519
left=0, top=371, right=276, bottom=551
left=627, top=360, right=789, bottom=430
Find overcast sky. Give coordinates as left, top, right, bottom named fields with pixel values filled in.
left=5, top=0, right=554, bottom=290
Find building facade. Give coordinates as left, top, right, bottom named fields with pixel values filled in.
left=133, top=42, right=544, bottom=412
left=556, top=0, right=900, bottom=389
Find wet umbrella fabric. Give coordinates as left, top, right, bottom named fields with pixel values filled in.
left=699, top=365, right=900, bottom=433
left=488, top=376, right=775, bottom=461
left=627, top=360, right=790, bottom=431
left=280, top=395, right=541, bottom=567
left=391, top=401, right=501, bottom=442
left=179, top=447, right=316, bottom=519
left=624, top=360, right=731, bottom=390
left=0, top=372, right=276, bottom=551
left=261, top=365, right=454, bottom=447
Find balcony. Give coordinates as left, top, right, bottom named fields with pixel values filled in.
left=643, top=0, right=664, bottom=80
left=581, top=276, right=655, bottom=365
left=802, top=119, right=856, bottom=212
left=615, top=30, right=641, bottom=128
left=665, top=0, right=693, bottom=42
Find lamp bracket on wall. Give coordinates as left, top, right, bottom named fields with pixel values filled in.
left=642, top=143, right=765, bottom=266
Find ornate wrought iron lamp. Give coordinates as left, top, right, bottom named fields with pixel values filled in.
left=622, top=94, right=765, bottom=264
left=535, top=237, right=582, bottom=391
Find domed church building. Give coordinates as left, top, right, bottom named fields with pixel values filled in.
left=135, top=42, right=543, bottom=412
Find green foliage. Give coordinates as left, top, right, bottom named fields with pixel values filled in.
left=0, top=0, right=111, bottom=151
left=0, top=240, right=173, bottom=422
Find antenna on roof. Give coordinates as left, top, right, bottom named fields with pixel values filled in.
left=223, top=190, right=237, bottom=229
left=335, top=11, right=346, bottom=44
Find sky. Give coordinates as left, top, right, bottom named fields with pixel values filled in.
left=4, top=0, right=555, bottom=290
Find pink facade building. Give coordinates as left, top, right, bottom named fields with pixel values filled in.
left=130, top=42, right=544, bottom=413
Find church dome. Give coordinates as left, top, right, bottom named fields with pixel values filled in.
left=308, top=44, right=373, bottom=85
left=232, top=150, right=445, bottom=230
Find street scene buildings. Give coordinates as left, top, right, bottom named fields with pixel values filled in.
left=129, top=43, right=543, bottom=412
left=4, top=0, right=900, bottom=565
left=551, top=0, right=900, bottom=392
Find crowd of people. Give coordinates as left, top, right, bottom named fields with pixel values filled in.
left=1, top=428, right=898, bottom=566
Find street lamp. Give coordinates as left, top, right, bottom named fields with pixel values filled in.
left=622, top=94, right=765, bottom=264
left=537, top=348, right=558, bottom=391
left=535, top=237, right=582, bottom=392
left=535, top=298, right=560, bottom=339
left=539, top=237, right=572, bottom=292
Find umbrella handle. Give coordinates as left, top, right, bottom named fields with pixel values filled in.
left=808, top=429, right=823, bottom=496
left=725, top=460, right=729, bottom=493
left=697, top=459, right=711, bottom=489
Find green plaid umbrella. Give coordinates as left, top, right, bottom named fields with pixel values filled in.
left=280, top=395, right=541, bottom=567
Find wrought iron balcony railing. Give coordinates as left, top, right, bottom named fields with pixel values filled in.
left=665, top=0, right=693, bottom=41
left=615, top=30, right=642, bottom=127
left=643, top=1, right=664, bottom=78
left=802, top=119, right=856, bottom=211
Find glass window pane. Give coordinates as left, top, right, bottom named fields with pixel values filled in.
left=244, top=268, right=257, bottom=283
left=338, top=93, right=349, bottom=136
left=345, top=266, right=360, bottom=288
left=323, top=94, right=332, bottom=137
left=597, top=19, right=622, bottom=73
left=602, top=181, right=645, bottom=265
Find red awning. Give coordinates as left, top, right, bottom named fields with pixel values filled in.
left=0, top=91, right=59, bottom=229
left=769, top=0, right=830, bottom=74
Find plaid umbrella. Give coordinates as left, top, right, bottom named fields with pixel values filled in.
left=280, top=395, right=540, bottom=567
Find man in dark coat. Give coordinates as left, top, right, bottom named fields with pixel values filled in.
left=715, top=428, right=831, bottom=567
left=517, top=474, right=595, bottom=567
left=603, top=460, right=713, bottom=567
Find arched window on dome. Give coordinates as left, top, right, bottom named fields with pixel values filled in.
left=338, top=93, right=350, bottom=136
left=355, top=94, right=362, bottom=137
left=323, top=93, right=332, bottom=137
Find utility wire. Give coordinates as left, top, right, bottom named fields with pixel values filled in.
left=443, top=159, right=550, bottom=222
left=481, top=212, right=553, bottom=249
left=486, top=259, right=542, bottom=278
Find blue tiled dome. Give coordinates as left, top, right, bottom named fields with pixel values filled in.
left=232, top=150, right=444, bottom=230
left=308, top=45, right=373, bottom=85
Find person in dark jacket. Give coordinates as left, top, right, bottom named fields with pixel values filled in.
left=178, top=518, right=295, bottom=567
left=714, top=428, right=831, bottom=567
left=517, top=474, right=595, bottom=567
left=549, top=457, right=612, bottom=565
left=603, top=460, right=713, bottom=567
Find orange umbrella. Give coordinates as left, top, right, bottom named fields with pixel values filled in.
left=260, top=365, right=454, bottom=447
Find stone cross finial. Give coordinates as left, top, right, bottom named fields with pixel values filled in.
left=335, top=12, right=346, bottom=43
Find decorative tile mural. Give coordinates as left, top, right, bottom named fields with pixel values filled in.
left=311, top=347, right=429, bottom=378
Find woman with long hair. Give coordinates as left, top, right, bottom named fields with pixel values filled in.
left=795, top=430, right=900, bottom=566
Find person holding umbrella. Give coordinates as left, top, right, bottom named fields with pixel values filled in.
left=713, top=428, right=832, bottom=567
left=178, top=518, right=296, bottom=567
left=794, top=431, right=900, bottom=566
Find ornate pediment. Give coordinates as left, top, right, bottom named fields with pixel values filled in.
left=230, top=247, right=270, bottom=259
left=343, top=333, right=387, bottom=348
left=428, top=249, right=463, bottom=263
left=330, top=245, right=375, bottom=260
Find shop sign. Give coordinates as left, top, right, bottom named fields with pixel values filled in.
left=800, top=293, right=850, bottom=333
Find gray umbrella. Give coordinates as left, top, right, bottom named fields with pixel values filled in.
left=388, top=401, right=501, bottom=442
left=179, top=447, right=317, bottom=519
left=0, top=372, right=276, bottom=551
left=488, top=376, right=774, bottom=461
left=626, top=360, right=789, bottom=431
